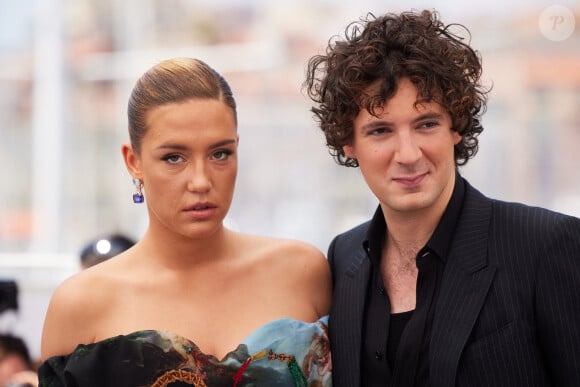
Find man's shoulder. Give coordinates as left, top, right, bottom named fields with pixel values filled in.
left=463, top=178, right=580, bottom=229
left=332, top=219, right=371, bottom=245
left=326, top=219, right=371, bottom=263
left=327, top=220, right=371, bottom=274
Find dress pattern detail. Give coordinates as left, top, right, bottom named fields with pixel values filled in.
left=38, top=316, right=331, bottom=387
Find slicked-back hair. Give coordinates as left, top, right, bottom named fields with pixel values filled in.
left=128, top=57, right=237, bottom=154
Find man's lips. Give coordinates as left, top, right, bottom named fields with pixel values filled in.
left=392, top=173, right=427, bottom=186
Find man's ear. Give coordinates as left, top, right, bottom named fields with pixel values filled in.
left=121, top=143, right=141, bottom=179
left=343, top=144, right=356, bottom=159
left=452, top=130, right=462, bottom=145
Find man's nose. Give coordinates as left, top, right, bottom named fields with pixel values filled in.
left=394, top=131, right=422, bottom=164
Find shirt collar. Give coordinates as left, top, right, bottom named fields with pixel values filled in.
left=426, top=173, right=465, bottom=262
left=363, top=172, right=465, bottom=264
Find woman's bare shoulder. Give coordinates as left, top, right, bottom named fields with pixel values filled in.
left=234, top=232, right=332, bottom=316
left=51, top=256, right=127, bottom=306
left=48, top=267, right=107, bottom=312
left=41, top=259, right=124, bottom=359
left=237, top=232, right=326, bottom=266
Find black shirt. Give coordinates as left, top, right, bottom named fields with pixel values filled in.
left=361, top=176, right=465, bottom=387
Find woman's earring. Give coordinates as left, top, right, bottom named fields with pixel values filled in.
left=132, top=178, right=144, bottom=203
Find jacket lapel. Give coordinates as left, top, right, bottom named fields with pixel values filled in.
left=430, top=183, right=497, bottom=386
left=330, top=248, right=371, bottom=387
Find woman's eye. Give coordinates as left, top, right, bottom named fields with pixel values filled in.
left=162, top=154, right=183, bottom=164
left=212, top=150, right=232, bottom=161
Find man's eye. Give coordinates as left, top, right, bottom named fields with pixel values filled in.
left=420, top=121, right=438, bottom=129
left=369, top=127, right=388, bottom=135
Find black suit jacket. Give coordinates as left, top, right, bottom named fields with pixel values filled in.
left=328, top=179, right=580, bottom=386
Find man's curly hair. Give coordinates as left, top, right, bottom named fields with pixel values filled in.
left=304, top=9, right=490, bottom=167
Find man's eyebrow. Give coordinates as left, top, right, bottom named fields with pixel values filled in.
left=359, top=112, right=445, bottom=131
left=412, top=112, right=445, bottom=123
left=359, top=120, right=393, bottom=131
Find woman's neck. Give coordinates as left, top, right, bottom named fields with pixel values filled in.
left=138, top=225, right=234, bottom=271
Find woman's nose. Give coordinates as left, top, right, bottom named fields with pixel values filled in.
left=187, top=162, right=211, bottom=193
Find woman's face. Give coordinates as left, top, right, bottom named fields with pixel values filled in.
left=125, top=98, right=238, bottom=240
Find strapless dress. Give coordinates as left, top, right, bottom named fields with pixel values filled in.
left=38, top=316, right=331, bottom=386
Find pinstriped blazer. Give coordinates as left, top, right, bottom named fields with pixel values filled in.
left=327, top=179, right=580, bottom=387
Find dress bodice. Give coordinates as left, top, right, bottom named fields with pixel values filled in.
left=38, top=316, right=331, bottom=386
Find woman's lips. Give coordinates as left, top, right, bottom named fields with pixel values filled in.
left=184, top=203, right=217, bottom=220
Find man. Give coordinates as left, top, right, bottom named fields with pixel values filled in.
left=304, top=9, right=580, bottom=387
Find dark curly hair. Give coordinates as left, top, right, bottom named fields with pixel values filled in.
left=304, top=9, right=489, bottom=167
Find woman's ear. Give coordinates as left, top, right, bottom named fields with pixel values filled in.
left=121, top=143, right=141, bottom=179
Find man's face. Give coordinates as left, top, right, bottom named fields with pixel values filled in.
left=344, top=77, right=461, bottom=219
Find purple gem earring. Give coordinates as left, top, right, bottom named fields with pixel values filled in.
left=132, top=178, right=144, bottom=203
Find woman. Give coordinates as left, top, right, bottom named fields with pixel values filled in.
left=39, top=58, right=332, bottom=386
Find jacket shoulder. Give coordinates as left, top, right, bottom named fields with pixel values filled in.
left=463, top=179, right=580, bottom=244
left=489, top=196, right=580, bottom=230
left=330, top=220, right=371, bottom=251
left=327, top=219, right=371, bottom=277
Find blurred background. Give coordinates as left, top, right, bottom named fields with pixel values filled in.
left=0, top=0, right=578, bottom=362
